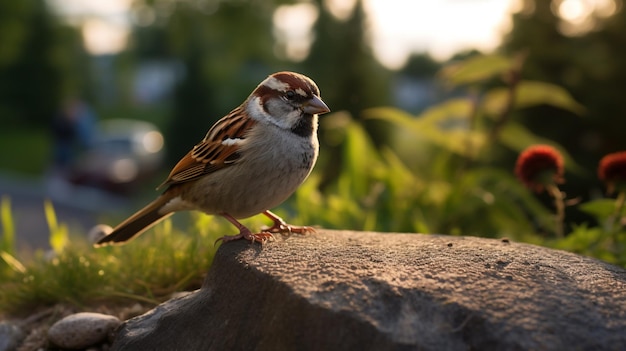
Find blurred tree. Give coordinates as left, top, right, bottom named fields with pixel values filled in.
left=131, top=0, right=288, bottom=163
left=0, top=0, right=91, bottom=126
left=574, top=4, right=626, bottom=157
left=302, top=0, right=391, bottom=118
left=402, top=53, right=440, bottom=78
left=160, top=3, right=218, bottom=163
left=0, top=0, right=62, bottom=125
left=55, top=25, right=93, bottom=102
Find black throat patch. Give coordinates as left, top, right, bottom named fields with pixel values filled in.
left=290, top=113, right=316, bottom=137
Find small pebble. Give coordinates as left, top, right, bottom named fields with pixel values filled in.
left=89, top=224, right=113, bottom=244
left=48, top=312, right=121, bottom=349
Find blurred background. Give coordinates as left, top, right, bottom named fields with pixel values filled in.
left=1, top=0, right=625, bottom=251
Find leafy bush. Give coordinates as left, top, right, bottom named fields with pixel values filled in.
left=294, top=53, right=624, bottom=266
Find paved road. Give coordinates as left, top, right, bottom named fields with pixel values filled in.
left=0, top=172, right=131, bottom=251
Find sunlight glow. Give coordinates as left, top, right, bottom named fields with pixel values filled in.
left=557, top=0, right=620, bottom=21
left=558, top=0, right=594, bottom=23
left=324, top=0, right=358, bottom=21
left=82, top=18, right=129, bottom=55
left=273, top=3, right=319, bottom=62
left=47, top=0, right=132, bottom=55
left=554, top=0, right=622, bottom=36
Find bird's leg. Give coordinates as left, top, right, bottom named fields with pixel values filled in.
left=215, top=213, right=274, bottom=245
left=262, top=210, right=316, bottom=235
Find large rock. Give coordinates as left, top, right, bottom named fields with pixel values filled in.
left=110, top=230, right=626, bottom=351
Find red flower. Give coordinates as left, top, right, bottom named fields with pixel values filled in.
left=515, top=145, right=565, bottom=193
left=598, top=151, right=626, bottom=193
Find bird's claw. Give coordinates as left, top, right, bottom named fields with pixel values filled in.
left=215, top=231, right=274, bottom=246
left=264, top=223, right=316, bottom=236
left=246, top=231, right=275, bottom=244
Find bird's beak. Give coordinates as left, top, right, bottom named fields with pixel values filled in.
left=303, top=95, right=330, bottom=115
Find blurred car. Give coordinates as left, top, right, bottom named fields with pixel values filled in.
left=67, top=119, right=165, bottom=195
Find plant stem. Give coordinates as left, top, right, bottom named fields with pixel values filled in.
left=459, top=91, right=481, bottom=173
left=612, top=191, right=625, bottom=233
left=488, top=50, right=528, bottom=142
left=546, top=183, right=565, bottom=238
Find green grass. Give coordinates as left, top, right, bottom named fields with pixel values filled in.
left=0, top=218, right=213, bottom=313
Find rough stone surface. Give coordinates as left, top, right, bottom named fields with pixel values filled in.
left=48, top=312, right=121, bottom=349
left=110, top=230, right=626, bottom=351
left=0, top=322, right=24, bottom=351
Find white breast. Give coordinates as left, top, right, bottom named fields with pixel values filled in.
left=183, top=119, right=319, bottom=219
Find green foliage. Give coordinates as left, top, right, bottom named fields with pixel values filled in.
left=482, top=80, right=586, bottom=116
left=501, top=0, right=626, bottom=224
left=439, top=54, right=514, bottom=86
left=579, top=198, right=620, bottom=223
left=44, top=199, right=69, bottom=254
left=438, top=49, right=626, bottom=265
left=0, top=196, right=15, bottom=255
left=297, top=113, right=553, bottom=239
left=295, top=51, right=624, bottom=268
left=0, top=196, right=26, bottom=278
left=365, top=101, right=484, bottom=158
left=0, top=127, right=50, bottom=175
left=556, top=195, right=626, bottom=267
left=188, top=48, right=620, bottom=269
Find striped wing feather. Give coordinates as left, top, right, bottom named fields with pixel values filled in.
left=158, top=107, right=256, bottom=189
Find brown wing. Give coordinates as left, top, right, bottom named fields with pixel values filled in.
left=157, top=107, right=256, bottom=189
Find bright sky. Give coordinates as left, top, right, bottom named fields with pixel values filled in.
left=46, top=0, right=619, bottom=69
left=364, top=0, right=517, bottom=68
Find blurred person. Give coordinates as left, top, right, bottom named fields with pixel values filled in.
left=48, top=97, right=97, bottom=199
left=51, top=97, right=97, bottom=172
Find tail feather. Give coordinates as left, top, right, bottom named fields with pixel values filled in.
left=95, top=195, right=173, bottom=246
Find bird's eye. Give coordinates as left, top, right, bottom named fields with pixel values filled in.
left=285, top=90, right=296, bottom=99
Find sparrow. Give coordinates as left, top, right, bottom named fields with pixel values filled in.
left=95, top=71, right=330, bottom=246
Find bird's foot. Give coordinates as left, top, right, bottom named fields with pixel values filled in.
left=216, top=212, right=275, bottom=245
left=262, top=210, right=316, bottom=236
